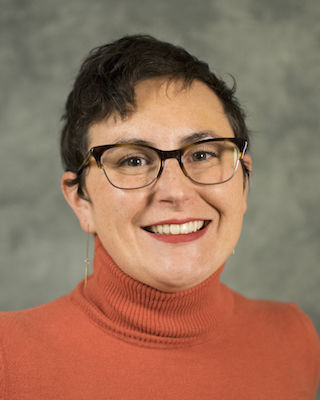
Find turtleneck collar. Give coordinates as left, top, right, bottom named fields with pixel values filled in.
left=70, top=236, right=233, bottom=348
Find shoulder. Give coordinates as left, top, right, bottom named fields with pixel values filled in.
left=0, top=294, right=80, bottom=345
left=230, top=289, right=320, bottom=383
left=0, top=296, right=70, bottom=396
left=232, top=290, right=320, bottom=344
left=0, top=294, right=86, bottom=379
left=235, top=290, right=318, bottom=332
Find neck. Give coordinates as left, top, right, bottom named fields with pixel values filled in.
left=72, top=236, right=233, bottom=348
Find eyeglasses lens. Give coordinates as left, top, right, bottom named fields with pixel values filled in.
left=101, top=145, right=160, bottom=189
left=183, top=141, right=239, bottom=184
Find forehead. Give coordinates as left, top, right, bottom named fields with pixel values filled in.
left=89, top=78, right=234, bottom=147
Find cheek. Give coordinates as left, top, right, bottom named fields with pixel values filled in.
left=90, top=185, right=147, bottom=233
left=205, top=176, right=246, bottom=220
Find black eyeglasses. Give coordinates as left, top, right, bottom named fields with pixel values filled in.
left=77, top=138, right=248, bottom=190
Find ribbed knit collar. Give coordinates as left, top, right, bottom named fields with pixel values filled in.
left=70, top=236, right=233, bottom=348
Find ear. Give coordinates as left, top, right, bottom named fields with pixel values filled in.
left=243, top=154, right=252, bottom=181
left=242, top=154, right=252, bottom=214
left=61, top=171, right=96, bottom=233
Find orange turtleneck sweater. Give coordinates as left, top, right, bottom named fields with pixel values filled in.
left=0, top=238, right=319, bottom=399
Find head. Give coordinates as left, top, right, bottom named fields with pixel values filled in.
left=61, top=35, right=252, bottom=292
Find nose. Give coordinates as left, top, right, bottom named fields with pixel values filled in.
left=152, top=158, right=193, bottom=204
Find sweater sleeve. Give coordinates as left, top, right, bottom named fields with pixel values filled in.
left=288, top=303, right=320, bottom=397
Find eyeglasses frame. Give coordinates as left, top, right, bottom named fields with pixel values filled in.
left=77, top=137, right=248, bottom=190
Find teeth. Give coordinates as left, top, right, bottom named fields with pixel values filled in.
left=170, top=224, right=180, bottom=235
left=163, top=224, right=170, bottom=234
left=149, top=220, right=205, bottom=235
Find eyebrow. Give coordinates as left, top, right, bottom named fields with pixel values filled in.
left=179, top=131, right=221, bottom=146
left=114, top=130, right=222, bottom=148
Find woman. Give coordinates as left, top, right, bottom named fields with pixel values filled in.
left=1, top=35, right=319, bottom=399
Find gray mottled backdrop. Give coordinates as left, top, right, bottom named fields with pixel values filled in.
left=1, top=0, right=319, bottom=336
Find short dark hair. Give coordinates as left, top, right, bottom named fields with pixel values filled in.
left=60, top=34, right=250, bottom=197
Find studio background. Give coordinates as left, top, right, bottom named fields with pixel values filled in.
left=1, top=0, right=319, bottom=338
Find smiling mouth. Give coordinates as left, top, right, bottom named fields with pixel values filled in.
left=143, top=220, right=211, bottom=235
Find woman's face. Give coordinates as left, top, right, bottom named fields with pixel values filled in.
left=63, top=78, right=251, bottom=292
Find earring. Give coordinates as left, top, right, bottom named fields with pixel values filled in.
left=232, top=249, right=235, bottom=255
left=84, top=227, right=91, bottom=288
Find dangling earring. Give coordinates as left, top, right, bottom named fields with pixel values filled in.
left=232, top=249, right=235, bottom=255
left=84, top=226, right=91, bottom=288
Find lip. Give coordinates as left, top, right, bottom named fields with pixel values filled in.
left=142, top=220, right=211, bottom=243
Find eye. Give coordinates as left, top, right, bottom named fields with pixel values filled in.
left=118, top=156, right=147, bottom=167
left=191, top=151, right=217, bottom=162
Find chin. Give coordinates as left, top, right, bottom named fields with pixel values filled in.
left=147, top=264, right=215, bottom=293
